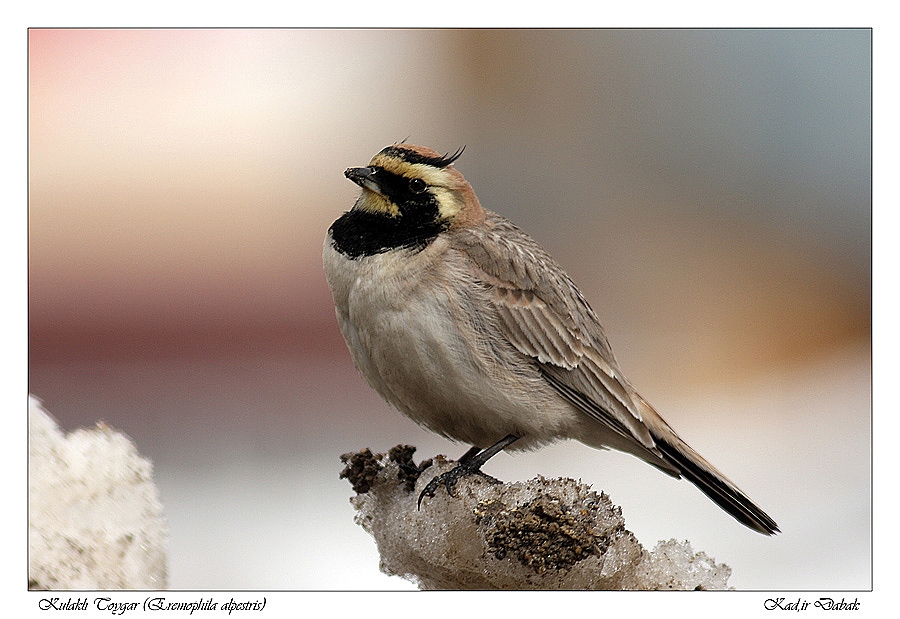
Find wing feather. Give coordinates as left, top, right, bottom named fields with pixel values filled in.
left=450, top=211, right=655, bottom=449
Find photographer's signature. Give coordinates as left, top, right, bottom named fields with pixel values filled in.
left=765, top=597, right=860, bottom=612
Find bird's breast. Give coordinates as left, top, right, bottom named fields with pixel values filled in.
left=332, top=239, right=480, bottom=391
left=323, top=232, right=576, bottom=448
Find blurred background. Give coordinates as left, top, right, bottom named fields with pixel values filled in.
left=28, top=29, right=870, bottom=590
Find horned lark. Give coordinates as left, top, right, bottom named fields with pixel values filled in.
left=323, top=142, right=779, bottom=535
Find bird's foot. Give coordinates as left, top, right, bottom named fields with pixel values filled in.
left=417, top=460, right=501, bottom=508
left=417, top=434, right=519, bottom=509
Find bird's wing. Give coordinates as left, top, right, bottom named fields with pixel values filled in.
left=450, top=211, right=656, bottom=450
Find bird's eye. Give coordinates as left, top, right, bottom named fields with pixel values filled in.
left=408, top=178, right=427, bottom=194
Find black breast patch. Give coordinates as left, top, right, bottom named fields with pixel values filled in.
left=329, top=209, right=447, bottom=258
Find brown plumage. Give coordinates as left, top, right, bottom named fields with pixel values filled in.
left=323, top=143, right=779, bottom=535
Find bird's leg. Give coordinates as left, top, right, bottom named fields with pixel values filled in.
left=417, top=434, right=520, bottom=509
left=457, top=446, right=482, bottom=463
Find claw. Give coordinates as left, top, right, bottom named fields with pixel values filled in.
left=416, top=434, right=519, bottom=509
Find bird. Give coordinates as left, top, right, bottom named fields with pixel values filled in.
left=322, top=141, right=779, bottom=535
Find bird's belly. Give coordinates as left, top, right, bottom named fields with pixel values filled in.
left=338, top=263, right=572, bottom=449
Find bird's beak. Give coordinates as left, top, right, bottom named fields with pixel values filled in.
left=345, top=167, right=385, bottom=196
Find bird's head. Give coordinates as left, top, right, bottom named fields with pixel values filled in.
left=344, top=142, right=483, bottom=228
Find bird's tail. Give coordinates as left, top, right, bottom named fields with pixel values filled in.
left=635, top=396, right=780, bottom=535
left=654, top=432, right=780, bottom=535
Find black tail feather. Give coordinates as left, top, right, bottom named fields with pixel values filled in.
left=655, top=437, right=780, bottom=535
